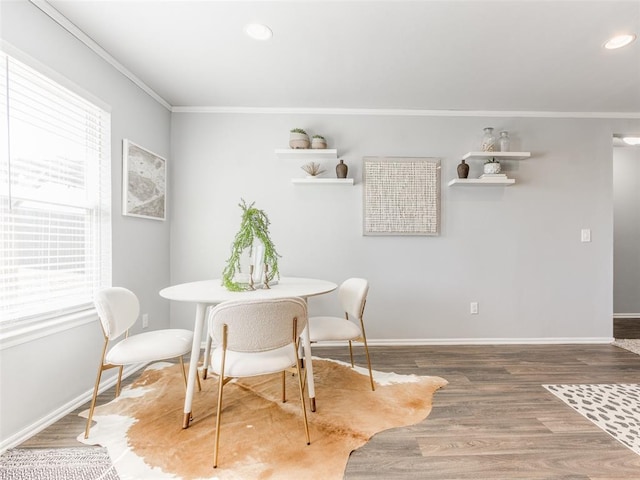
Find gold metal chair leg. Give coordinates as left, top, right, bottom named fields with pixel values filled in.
left=115, top=365, right=124, bottom=398
left=213, top=326, right=227, bottom=469
left=84, top=366, right=104, bottom=439
left=179, top=356, right=188, bottom=388
left=213, top=376, right=225, bottom=468
left=362, top=342, right=375, bottom=391
left=178, top=356, right=201, bottom=392
left=348, top=340, right=355, bottom=367
left=282, top=371, right=286, bottom=403
left=203, top=332, right=213, bottom=380
left=360, top=320, right=375, bottom=391
left=294, top=345, right=311, bottom=445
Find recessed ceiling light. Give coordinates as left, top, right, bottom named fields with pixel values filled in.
left=622, top=136, right=640, bottom=146
left=604, top=34, right=636, bottom=49
left=244, top=23, right=272, bottom=41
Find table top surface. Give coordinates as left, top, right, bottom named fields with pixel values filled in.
left=159, top=276, right=337, bottom=304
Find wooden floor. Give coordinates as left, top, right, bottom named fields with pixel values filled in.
left=20, top=341, right=640, bottom=479
left=614, top=318, right=640, bottom=339
left=340, top=344, right=640, bottom=480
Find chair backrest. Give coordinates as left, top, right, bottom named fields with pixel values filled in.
left=208, top=297, right=307, bottom=353
left=339, top=278, right=369, bottom=320
left=94, top=287, right=140, bottom=340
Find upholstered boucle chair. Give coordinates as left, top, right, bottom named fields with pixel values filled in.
left=85, top=287, right=196, bottom=438
left=306, top=277, right=374, bottom=391
left=207, top=297, right=311, bottom=468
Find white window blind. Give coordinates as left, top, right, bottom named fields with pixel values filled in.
left=0, top=51, right=111, bottom=331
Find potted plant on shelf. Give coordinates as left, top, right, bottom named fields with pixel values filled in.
left=311, top=135, right=327, bottom=149
left=289, top=128, right=310, bottom=149
left=483, top=157, right=501, bottom=175
left=222, top=199, right=280, bottom=292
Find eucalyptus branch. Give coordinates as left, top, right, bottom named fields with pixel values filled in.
left=221, top=199, right=281, bottom=291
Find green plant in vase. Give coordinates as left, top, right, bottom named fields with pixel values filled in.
left=222, top=199, right=281, bottom=292
left=483, top=156, right=501, bottom=175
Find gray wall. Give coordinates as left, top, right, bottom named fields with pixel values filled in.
left=613, top=146, right=640, bottom=314
left=0, top=1, right=171, bottom=447
left=169, top=113, right=639, bottom=341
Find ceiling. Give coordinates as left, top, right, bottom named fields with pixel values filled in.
left=45, top=0, right=640, bottom=113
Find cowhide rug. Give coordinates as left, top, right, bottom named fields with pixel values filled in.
left=79, top=358, right=447, bottom=479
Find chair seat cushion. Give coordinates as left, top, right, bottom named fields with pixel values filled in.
left=106, top=329, right=193, bottom=365
left=210, top=344, right=298, bottom=378
left=308, top=316, right=362, bottom=342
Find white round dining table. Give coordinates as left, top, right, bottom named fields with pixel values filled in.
left=159, top=276, right=337, bottom=428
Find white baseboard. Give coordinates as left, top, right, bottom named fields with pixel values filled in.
left=0, top=363, right=146, bottom=453
left=613, top=313, right=640, bottom=319
left=312, top=337, right=615, bottom=347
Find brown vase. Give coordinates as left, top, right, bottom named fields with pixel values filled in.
left=336, top=159, right=348, bottom=178
left=457, top=159, right=469, bottom=179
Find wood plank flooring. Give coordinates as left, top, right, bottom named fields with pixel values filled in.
left=614, top=317, right=640, bottom=339
left=19, top=343, right=640, bottom=479
left=339, top=344, right=640, bottom=480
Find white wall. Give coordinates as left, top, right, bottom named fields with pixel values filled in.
left=170, top=113, right=639, bottom=341
left=0, top=1, right=171, bottom=447
left=613, top=146, right=640, bottom=315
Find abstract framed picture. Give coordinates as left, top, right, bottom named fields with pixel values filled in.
left=122, top=139, right=166, bottom=220
left=363, top=157, right=440, bottom=236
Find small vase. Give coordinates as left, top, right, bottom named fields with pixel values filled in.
left=336, top=159, right=348, bottom=178
left=457, top=159, right=469, bottom=178
left=499, top=131, right=510, bottom=152
left=481, top=127, right=497, bottom=152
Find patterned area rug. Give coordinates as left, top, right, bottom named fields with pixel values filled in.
left=0, top=447, right=119, bottom=480
left=544, top=384, right=640, bottom=456
left=79, top=358, right=446, bottom=480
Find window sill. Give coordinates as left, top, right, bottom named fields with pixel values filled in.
left=0, top=309, right=97, bottom=350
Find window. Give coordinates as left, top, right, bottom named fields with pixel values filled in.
left=0, top=51, right=111, bottom=336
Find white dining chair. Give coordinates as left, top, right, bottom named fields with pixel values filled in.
left=84, top=287, right=198, bottom=439
left=207, top=297, right=311, bottom=468
left=306, top=277, right=375, bottom=391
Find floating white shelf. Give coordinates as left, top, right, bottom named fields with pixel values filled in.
left=275, top=149, right=338, bottom=160
left=291, top=177, right=354, bottom=185
left=448, top=178, right=515, bottom=187
left=462, top=151, right=531, bottom=161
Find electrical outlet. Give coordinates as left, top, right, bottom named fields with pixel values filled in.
left=470, top=302, right=479, bottom=315
left=581, top=228, right=591, bottom=242
left=142, top=313, right=149, bottom=328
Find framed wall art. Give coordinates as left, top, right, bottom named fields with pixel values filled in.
left=363, top=157, right=440, bottom=236
left=122, top=139, right=166, bottom=220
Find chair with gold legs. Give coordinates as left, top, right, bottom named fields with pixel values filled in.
left=85, top=287, right=198, bottom=438
left=305, top=277, right=375, bottom=391
left=207, top=297, right=311, bottom=468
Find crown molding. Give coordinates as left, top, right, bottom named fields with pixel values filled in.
left=171, top=106, right=640, bottom=119
left=29, top=0, right=171, bottom=111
